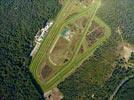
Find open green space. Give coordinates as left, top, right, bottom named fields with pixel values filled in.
left=29, top=0, right=114, bottom=92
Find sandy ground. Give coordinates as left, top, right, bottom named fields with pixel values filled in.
left=44, top=88, right=63, bottom=100
left=121, top=44, right=134, bottom=62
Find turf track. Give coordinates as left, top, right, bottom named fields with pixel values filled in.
left=29, top=0, right=112, bottom=92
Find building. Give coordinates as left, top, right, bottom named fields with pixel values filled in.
left=30, top=21, right=53, bottom=56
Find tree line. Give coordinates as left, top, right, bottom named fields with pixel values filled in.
left=0, top=0, right=61, bottom=99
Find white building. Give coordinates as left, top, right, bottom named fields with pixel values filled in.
left=30, top=21, right=53, bottom=56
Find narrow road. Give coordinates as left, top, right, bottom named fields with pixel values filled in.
left=109, top=75, right=134, bottom=100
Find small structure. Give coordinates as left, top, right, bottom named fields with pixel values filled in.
left=61, top=28, right=73, bottom=41
left=35, top=21, right=53, bottom=42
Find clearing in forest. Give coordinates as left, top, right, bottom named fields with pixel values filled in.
left=29, top=0, right=112, bottom=92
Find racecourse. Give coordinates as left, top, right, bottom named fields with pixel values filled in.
left=42, top=16, right=112, bottom=91
left=29, top=0, right=112, bottom=92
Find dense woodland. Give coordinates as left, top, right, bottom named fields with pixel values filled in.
left=114, top=77, right=134, bottom=100
left=58, top=0, right=134, bottom=99
left=0, top=0, right=61, bottom=99
left=97, top=0, right=134, bottom=44
left=58, top=64, right=134, bottom=100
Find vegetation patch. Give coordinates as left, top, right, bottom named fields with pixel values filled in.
left=41, top=65, right=53, bottom=80
left=49, top=37, right=71, bottom=65
left=86, top=21, right=104, bottom=47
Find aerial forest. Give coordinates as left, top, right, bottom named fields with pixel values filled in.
left=0, top=0, right=61, bottom=99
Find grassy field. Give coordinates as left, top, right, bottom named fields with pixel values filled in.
left=29, top=0, right=110, bottom=92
